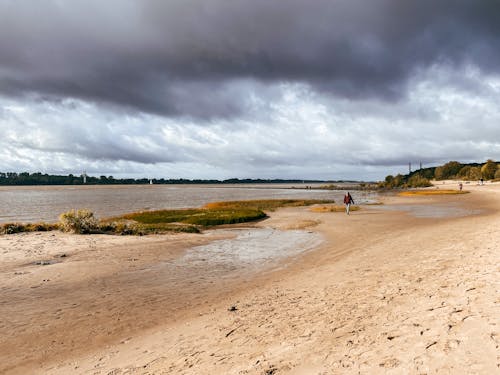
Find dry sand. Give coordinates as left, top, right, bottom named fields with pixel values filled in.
left=0, top=183, right=499, bottom=374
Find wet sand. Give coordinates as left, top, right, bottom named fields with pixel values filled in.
left=1, top=182, right=499, bottom=374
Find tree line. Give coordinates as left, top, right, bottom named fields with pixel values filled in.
left=0, top=172, right=325, bottom=186
left=381, top=159, right=499, bottom=189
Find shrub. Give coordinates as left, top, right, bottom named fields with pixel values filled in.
left=59, top=209, right=99, bottom=234
left=0, top=222, right=58, bottom=235
left=25, top=222, right=59, bottom=232
left=1, top=223, right=26, bottom=234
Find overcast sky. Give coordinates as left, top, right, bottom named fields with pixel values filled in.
left=1, top=0, right=500, bottom=180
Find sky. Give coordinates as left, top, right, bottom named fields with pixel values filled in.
left=1, top=0, right=500, bottom=181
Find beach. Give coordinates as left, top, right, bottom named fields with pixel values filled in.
left=1, top=183, right=499, bottom=374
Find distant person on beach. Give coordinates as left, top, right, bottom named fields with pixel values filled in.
left=343, top=192, right=355, bottom=215
left=459, top=183, right=463, bottom=191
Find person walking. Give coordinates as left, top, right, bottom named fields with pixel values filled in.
left=343, top=192, right=355, bottom=215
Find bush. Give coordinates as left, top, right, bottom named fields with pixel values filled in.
left=27, top=223, right=58, bottom=231
left=0, top=222, right=59, bottom=235
left=1, top=223, right=26, bottom=234
left=59, top=209, right=99, bottom=234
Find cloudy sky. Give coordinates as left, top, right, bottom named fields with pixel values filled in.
left=1, top=0, right=500, bottom=180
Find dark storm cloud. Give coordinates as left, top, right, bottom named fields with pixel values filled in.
left=1, top=0, right=500, bottom=118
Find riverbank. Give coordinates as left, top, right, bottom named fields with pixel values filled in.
left=1, top=183, right=499, bottom=374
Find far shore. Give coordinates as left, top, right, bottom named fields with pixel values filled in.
left=0, top=181, right=498, bottom=374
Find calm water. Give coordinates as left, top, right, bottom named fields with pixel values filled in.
left=0, top=184, right=378, bottom=223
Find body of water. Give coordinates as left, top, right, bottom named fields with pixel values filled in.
left=0, top=184, right=378, bottom=223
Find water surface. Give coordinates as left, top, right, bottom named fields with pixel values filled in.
left=0, top=184, right=379, bottom=223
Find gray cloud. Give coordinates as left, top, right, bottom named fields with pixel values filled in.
left=2, top=65, right=500, bottom=181
left=2, top=1, right=500, bottom=180
left=1, top=0, right=500, bottom=118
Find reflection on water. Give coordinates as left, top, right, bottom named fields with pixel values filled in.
left=134, top=228, right=322, bottom=287
left=181, top=227, right=322, bottom=272
left=0, top=184, right=379, bottom=223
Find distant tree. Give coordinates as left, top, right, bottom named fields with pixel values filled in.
left=418, top=168, right=435, bottom=180
left=458, top=166, right=471, bottom=178
left=458, top=166, right=482, bottom=181
left=434, top=161, right=462, bottom=180
left=384, top=175, right=394, bottom=187
left=407, top=174, right=431, bottom=187
left=481, top=159, right=498, bottom=180
left=495, top=168, right=500, bottom=180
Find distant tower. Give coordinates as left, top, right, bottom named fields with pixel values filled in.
left=419, top=161, right=422, bottom=170
left=82, top=171, right=87, bottom=184
left=409, top=162, right=412, bottom=174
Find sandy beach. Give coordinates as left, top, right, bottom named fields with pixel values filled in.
left=1, top=183, right=499, bottom=374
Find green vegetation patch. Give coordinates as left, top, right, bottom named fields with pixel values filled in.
left=120, top=207, right=267, bottom=227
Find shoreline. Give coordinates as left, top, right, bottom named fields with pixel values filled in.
left=1, top=184, right=499, bottom=374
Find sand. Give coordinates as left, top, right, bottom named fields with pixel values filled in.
left=0, top=182, right=499, bottom=374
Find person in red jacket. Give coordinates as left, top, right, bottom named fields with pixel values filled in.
left=343, top=192, right=355, bottom=215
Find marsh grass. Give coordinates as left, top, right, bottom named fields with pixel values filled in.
left=111, top=199, right=333, bottom=232
left=203, top=199, right=335, bottom=211
left=1, top=199, right=330, bottom=236
left=120, top=208, right=267, bottom=227
left=398, top=189, right=469, bottom=197
left=310, top=205, right=360, bottom=213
